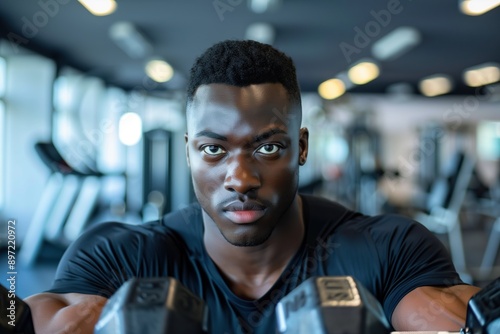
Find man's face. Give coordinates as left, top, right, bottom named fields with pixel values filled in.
left=186, top=83, right=308, bottom=247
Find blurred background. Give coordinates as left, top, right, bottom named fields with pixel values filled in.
left=0, top=0, right=499, bottom=298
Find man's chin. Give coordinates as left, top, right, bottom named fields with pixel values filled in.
left=222, top=231, right=272, bottom=247
left=228, top=240, right=265, bottom=247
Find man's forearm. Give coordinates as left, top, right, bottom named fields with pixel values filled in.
left=26, top=293, right=106, bottom=334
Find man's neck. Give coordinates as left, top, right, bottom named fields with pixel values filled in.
left=203, top=194, right=305, bottom=300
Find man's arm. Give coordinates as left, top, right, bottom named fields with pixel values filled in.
left=391, top=284, right=481, bottom=331
left=25, top=292, right=107, bottom=334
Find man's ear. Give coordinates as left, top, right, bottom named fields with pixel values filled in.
left=185, top=133, right=190, bottom=168
left=298, top=127, right=309, bottom=166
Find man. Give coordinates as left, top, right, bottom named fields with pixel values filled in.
left=26, top=40, right=480, bottom=333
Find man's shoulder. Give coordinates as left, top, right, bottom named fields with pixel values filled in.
left=301, top=194, right=350, bottom=213
left=85, top=219, right=169, bottom=235
left=301, top=194, right=420, bottom=240
left=343, top=212, right=422, bottom=235
left=162, top=202, right=202, bottom=226
left=73, top=221, right=176, bottom=251
left=160, top=202, right=204, bottom=250
left=301, top=194, right=361, bottom=245
left=81, top=201, right=203, bottom=238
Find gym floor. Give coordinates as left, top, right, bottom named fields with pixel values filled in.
left=1, top=219, right=499, bottom=299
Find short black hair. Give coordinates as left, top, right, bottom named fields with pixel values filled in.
left=186, top=40, right=301, bottom=106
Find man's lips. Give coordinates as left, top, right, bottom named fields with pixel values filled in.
left=222, top=201, right=266, bottom=224
left=224, top=210, right=265, bottom=224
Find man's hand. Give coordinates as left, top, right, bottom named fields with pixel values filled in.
left=392, top=284, right=481, bottom=331
left=25, top=292, right=107, bottom=334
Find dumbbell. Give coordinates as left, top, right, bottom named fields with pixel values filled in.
left=464, top=276, right=500, bottom=333
left=0, top=283, right=36, bottom=334
left=275, top=276, right=391, bottom=334
left=94, top=277, right=208, bottom=334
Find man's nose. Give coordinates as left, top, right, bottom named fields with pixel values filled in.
left=224, top=155, right=261, bottom=194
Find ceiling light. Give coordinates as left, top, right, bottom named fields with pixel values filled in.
left=248, top=0, right=282, bottom=13
left=109, top=22, right=153, bottom=59
left=463, top=63, right=500, bottom=87
left=119, top=112, right=142, bottom=146
left=371, top=27, right=421, bottom=61
left=145, top=59, right=174, bottom=83
left=78, top=0, right=117, bottom=16
left=245, top=22, right=275, bottom=45
left=460, top=0, right=500, bottom=15
left=419, top=75, right=453, bottom=97
left=348, top=60, right=380, bottom=85
left=318, top=78, right=346, bottom=100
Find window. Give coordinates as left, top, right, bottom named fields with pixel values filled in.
left=477, top=121, right=500, bottom=161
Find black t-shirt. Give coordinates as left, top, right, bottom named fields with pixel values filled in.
left=47, top=195, right=463, bottom=333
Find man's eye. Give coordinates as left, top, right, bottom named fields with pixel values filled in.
left=257, top=144, right=280, bottom=155
left=202, top=145, right=225, bottom=156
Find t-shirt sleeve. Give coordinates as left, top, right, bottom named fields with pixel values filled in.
left=369, top=214, right=465, bottom=322
left=45, top=222, right=174, bottom=298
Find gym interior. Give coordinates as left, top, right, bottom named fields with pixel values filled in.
left=0, top=1, right=500, bottom=332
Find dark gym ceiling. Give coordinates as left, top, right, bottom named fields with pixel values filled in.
left=0, top=0, right=499, bottom=96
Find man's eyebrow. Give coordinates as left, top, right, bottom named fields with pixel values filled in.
left=194, top=130, right=228, bottom=141
left=194, top=128, right=287, bottom=143
left=251, top=128, right=288, bottom=144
